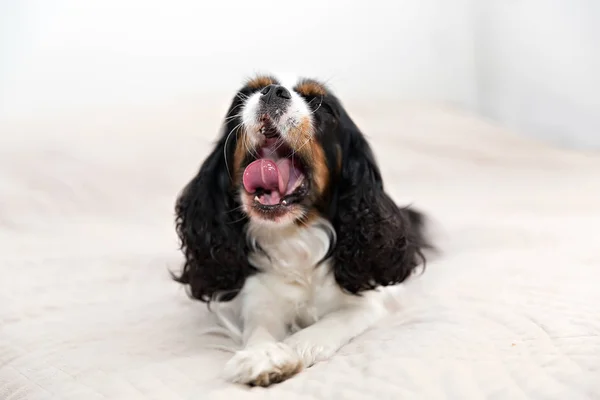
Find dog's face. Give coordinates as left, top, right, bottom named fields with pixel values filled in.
left=227, top=75, right=341, bottom=225
left=173, top=73, right=430, bottom=303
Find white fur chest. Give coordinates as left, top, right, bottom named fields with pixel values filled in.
left=247, top=219, right=332, bottom=284
left=244, top=218, right=342, bottom=327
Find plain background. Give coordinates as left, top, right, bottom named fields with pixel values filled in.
left=1, top=3, right=600, bottom=397
left=1, top=0, right=599, bottom=148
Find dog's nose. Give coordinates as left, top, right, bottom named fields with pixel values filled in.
left=260, top=85, right=291, bottom=104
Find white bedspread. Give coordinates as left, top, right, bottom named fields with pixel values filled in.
left=1, top=102, right=599, bottom=399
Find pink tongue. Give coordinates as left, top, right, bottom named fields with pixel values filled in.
left=243, top=159, right=291, bottom=195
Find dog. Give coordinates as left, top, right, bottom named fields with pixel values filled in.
left=173, top=74, right=432, bottom=386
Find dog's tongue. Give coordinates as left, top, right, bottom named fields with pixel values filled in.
left=243, top=159, right=291, bottom=195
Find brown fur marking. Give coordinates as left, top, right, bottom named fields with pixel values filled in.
left=335, top=144, right=343, bottom=173
left=295, top=79, right=327, bottom=97
left=287, top=117, right=329, bottom=196
left=232, top=129, right=248, bottom=186
left=246, top=75, right=276, bottom=89
left=248, top=359, right=303, bottom=387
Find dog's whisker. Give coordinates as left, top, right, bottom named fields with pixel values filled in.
left=227, top=214, right=249, bottom=224
left=236, top=92, right=250, bottom=101
left=224, top=111, right=243, bottom=122
left=223, top=121, right=245, bottom=181
left=225, top=205, right=246, bottom=214
left=271, top=137, right=287, bottom=154
left=309, top=95, right=324, bottom=114
left=292, top=136, right=312, bottom=157
left=243, top=131, right=261, bottom=160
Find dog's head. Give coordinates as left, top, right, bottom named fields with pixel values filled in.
left=218, top=75, right=361, bottom=227
left=174, top=74, right=431, bottom=302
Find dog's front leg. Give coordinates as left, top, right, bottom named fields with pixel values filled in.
left=284, top=294, right=387, bottom=368
left=222, top=276, right=303, bottom=386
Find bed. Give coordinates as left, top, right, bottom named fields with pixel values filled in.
left=1, top=102, right=599, bottom=399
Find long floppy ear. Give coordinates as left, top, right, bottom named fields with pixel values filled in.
left=330, top=112, right=431, bottom=294
left=173, top=111, right=255, bottom=303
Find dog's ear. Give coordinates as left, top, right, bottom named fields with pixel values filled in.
left=329, top=110, right=430, bottom=294
left=173, top=98, right=254, bottom=303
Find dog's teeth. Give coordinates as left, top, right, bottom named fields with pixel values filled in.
left=281, top=200, right=287, bottom=206
left=254, top=196, right=259, bottom=202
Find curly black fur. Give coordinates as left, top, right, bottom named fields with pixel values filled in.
left=327, top=103, right=432, bottom=294
left=172, top=93, right=256, bottom=303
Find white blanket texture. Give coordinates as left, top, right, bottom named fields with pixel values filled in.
left=1, top=102, right=599, bottom=399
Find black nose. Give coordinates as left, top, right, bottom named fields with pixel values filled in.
left=260, top=84, right=291, bottom=104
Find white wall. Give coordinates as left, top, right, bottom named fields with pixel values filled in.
left=2, top=0, right=599, bottom=148
left=474, top=1, right=600, bottom=148
left=0, top=0, right=476, bottom=119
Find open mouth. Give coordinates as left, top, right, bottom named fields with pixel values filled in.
left=242, top=132, right=308, bottom=209
left=259, top=116, right=279, bottom=138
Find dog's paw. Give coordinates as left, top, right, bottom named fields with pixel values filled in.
left=284, top=338, right=335, bottom=368
left=222, top=342, right=303, bottom=386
